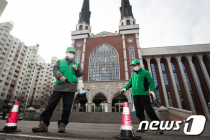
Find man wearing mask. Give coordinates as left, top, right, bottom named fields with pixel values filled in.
left=122, top=59, right=163, bottom=134
left=32, top=46, right=84, bottom=133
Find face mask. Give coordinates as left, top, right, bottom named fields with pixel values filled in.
left=133, top=66, right=139, bottom=71
left=67, top=53, right=75, bottom=59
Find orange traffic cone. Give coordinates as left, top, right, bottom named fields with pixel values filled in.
left=113, top=102, right=141, bottom=140
left=0, top=101, right=21, bottom=132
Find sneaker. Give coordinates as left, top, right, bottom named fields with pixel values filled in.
left=156, top=129, right=164, bottom=134
left=58, top=122, right=66, bottom=133
left=32, top=121, right=48, bottom=132
left=136, top=129, right=149, bottom=133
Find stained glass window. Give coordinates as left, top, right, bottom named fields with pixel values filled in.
left=129, top=46, right=135, bottom=74
left=89, top=43, right=119, bottom=81
left=75, top=50, right=81, bottom=62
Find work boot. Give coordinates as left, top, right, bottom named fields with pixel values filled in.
left=58, top=122, right=66, bottom=133
left=32, top=121, right=48, bottom=132
left=136, top=128, right=149, bottom=133
left=156, top=129, right=164, bottom=134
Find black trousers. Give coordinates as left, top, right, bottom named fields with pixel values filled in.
left=133, top=95, right=160, bottom=129
left=40, top=91, right=75, bottom=126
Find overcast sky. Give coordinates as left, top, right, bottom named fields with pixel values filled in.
left=0, top=0, right=210, bottom=63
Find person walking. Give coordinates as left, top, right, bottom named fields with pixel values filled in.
left=32, top=46, right=84, bottom=133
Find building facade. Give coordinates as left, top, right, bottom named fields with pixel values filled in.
left=70, top=0, right=210, bottom=121
left=0, top=21, right=48, bottom=111
left=32, top=56, right=58, bottom=108
left=0, top=0, right=7, bottom=17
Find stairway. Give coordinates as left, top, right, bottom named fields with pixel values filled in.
left=50, top=110, right=150, bottom=124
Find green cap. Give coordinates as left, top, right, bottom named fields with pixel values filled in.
left=130, top=59, right=140, bottom=66
left=66, top=46, right=76, bottom=52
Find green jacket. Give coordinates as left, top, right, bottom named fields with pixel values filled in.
left=124, top=68, right=156, bottom=96
left=55, top=59, right=78, bottom=84
left=53, top=57, right=84, bottom=92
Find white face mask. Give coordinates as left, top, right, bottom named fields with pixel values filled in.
left=133, top=66, right=140, bottom=71
left=67, top=53, right=75, bottom=59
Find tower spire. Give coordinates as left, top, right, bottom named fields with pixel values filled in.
left=119, top=0, right=136, bottom=26
left=120, top=0, right=134, bottom=20
left=78, top=0, right=91, bottom=24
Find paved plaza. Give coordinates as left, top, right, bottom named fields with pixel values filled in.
left=0, top=120, right=210, bottom=140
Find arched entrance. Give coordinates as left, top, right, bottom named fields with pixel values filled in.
left=92, top=93, right=108, bottom=112
left=73, top=95, right=88, bottom=112
left=112, top=93, right=128, bottom=112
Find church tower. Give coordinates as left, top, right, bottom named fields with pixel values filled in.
left=120, top=0, right=135, bottom=26
left=71, top=0, right=91, bottom=71
left=76, top=0, right=91, bottom=31
left=119, top=0, right=143, bottom=68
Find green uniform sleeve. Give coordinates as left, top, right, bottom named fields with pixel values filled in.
left=145, top=71, right=156, bottom=92
left=124, top=76, right=132, bottom=90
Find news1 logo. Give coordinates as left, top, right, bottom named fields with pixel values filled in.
left=138, top=115, right=206, bottom=135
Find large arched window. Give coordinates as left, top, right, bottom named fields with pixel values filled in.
left=192, top=56, right=210, bottom=105
left=171, top=62, right=186, bottom=109
left=160, top=62, right=174, bottom=107
left=129, top=46, right=135, bottom=74
left=181, top=61, right=199, bottom=112
left=75, top=50, right=81, bottom=62
left=89, top=43, right=119, bottom=81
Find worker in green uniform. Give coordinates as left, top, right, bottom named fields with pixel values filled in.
left=32, top=46, right=83, bottom=133
left=122, top=59, right=163, bottom=134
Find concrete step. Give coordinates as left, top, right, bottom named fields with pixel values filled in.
left=50, top=110, right=150, bottom=124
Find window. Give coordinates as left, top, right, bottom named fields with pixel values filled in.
left=75, top=50, right=81, bottom=62
left=89, top=43, right=119, bottom=81
left=171, top=62, right=185, bottom=109
left=1, top=93, right=5, bottom=97
left=181, top=62, right=199, bottom=112
left=126, top=20, right=130, bottom=25
left=0, top=42, right=4, bottom=46
left=161, top=62, right=173, bottom=107
left=129, top=46, right=135, bottom=74
left=151, top=63, right=162, bottom=103
left=79, top=25, right=83, bottom=30
left=1, top=38, right=6, bottom=42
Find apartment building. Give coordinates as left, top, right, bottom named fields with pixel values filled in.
left=0, top=22, right=40, bottom=111
left=0, top=0, right=8, bottom=17
left=32, top=57, right=58, bottom=108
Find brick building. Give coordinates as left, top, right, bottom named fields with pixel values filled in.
left=70, top=0, right=210, bottom=121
